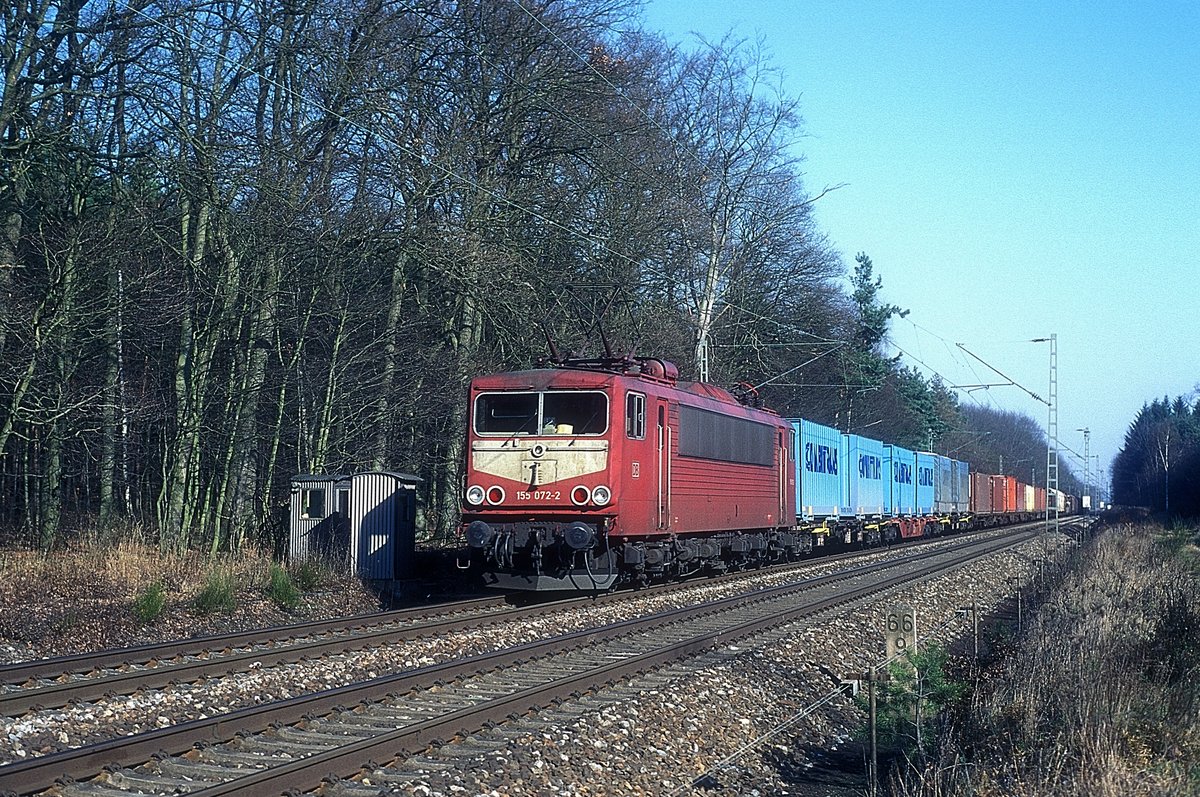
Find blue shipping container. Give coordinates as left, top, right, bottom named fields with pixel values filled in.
left=791, top=419, right=843, bottom=520
left=884, top=445, right=916, bottom=516
left=844, top=434, right=887, bottom=517
left=915, top=452, right=936, bottom=515
left=951, top=459, right=970, bottom=513
left=933, top=454, right=954, bottom=513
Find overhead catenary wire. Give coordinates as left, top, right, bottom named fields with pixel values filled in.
left=887, top=342, right=989, bottom=409
left=902, top=318, right=999, bottom=411
left=721, top=302, right=846, bottom=346
left=891, top=319, right=1057, bottom=434
left=749, top=343, right=845, bottom=391
left=955, top=342, right=1047, bottom=405
left=905, top=320, right=1045, bottom=416
left=895, top=324, right=1080, bottom=485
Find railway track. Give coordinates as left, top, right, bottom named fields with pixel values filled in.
left=0, top=596, right=515, bottom=717
left=0, top=522, right=1046, bottom=719
left=0, top=520, right=1080, bottom=797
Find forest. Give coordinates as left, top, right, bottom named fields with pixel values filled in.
left=1112, top=395, right=1200, bottom=518
left=1, top=0, right=1077, bottom=552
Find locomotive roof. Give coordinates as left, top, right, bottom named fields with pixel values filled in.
left=472, top=367, right=620, bottom=390
left=471, top=366, right=778, bottom=416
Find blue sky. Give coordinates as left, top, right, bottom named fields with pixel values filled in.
left=641, top=0, right=1200, bottom=492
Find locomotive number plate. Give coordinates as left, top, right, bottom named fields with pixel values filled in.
left=515, top=490, right=562, bottom=501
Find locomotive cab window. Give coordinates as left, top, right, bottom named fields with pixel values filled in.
left=625, top=392, right=646, bottom=439
left=475, top=393, right=539, bottom=434
left=541, top=392, right=608, bottom=435
left=474, top=391, right=608, bottom=436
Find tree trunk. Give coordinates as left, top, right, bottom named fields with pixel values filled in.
left=159, top=194, right=214, bottom=550
left=312, top=300, right=349, bottom=473
left=223, top=242, right=280, bottom=551
left=371, top=251, right=412, bottom=469
left=36, top=190, right=84, bottom=548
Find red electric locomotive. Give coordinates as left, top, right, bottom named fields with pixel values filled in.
left=461, top=355, right=800, bottom=590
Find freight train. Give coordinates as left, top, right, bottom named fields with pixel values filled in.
left=461, top=354, right=1074, bottom=591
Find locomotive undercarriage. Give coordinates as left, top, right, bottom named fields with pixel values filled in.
left=465, top=518, right=815, bottom=591
left=466, top=513, right=994, bottom=592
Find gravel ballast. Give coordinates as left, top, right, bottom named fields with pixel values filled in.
left=1, top=526, right=1080, bottom=795
left=348, top=531, right=1078, bottom=796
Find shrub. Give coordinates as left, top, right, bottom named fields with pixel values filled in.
left=194, top=569, right=237, bottom=614
left=266, top=563, right=300, bottom=611
left=857, top=642, right=968, bottom=760
left=132, top=581, right=167, bottom=623
left=292, top=560, right=322, bottom=592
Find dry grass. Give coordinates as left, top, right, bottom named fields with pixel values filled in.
left=0, top=526, right=380, bottom=661
left=893, top=522, right=1200, bottom=797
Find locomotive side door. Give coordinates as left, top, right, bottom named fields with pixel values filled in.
left=657, top=400, right=671, bottom=529
left=778, top=430, right=787, bottom=524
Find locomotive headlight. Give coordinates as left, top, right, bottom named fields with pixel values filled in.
left=570, top=485, right=592, bottom=506
left=485, top=485, right=506, bottom=505
left=465, top=485, right=486, bottom=506
left=591, top=485, right=611, bottom=506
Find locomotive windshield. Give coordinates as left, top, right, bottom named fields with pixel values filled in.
left=474, top=391, right=608, bottom=436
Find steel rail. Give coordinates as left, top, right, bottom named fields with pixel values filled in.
left=0, top=595, right=506, bottom=683
left=0, top=597, right=516, bottom=716
left=0, top=567, right=789, bottom=715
